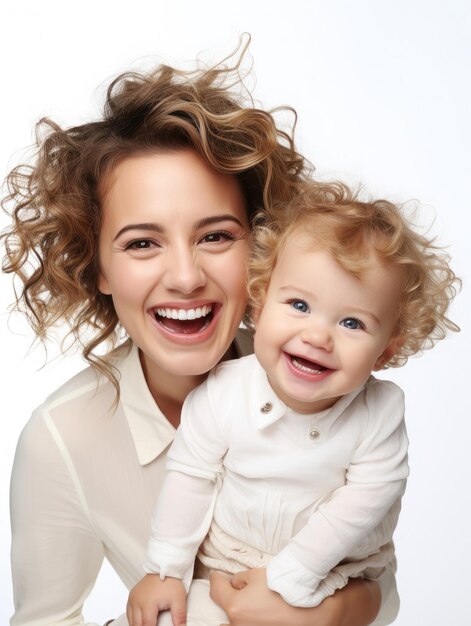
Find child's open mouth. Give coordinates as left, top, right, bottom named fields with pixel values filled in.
left=289, top=354, right=330, bottom=375
left=153, top=304, right=215, bottom=334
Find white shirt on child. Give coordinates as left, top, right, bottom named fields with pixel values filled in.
left=145, top=353, right=409, bottom=608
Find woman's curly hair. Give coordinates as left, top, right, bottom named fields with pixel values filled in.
left=1, top=40, right=309, bottom=387
left=248, top=182, right=460, bottom=367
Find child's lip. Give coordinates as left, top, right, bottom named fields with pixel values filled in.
left=286, top=352, right=334, bottom=372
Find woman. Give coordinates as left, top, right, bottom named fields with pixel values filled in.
left=2, top=47, right=397, bottom=626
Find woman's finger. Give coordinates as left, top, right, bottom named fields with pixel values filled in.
left=229, top=571, right=249, bottom=590
left=208, top=571, right=237, bottom=608
left=128, top=605, right=142, bottom=626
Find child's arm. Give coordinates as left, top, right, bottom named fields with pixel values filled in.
left=128, top=377, right=229, bottom=625
left=127, top=472, right=215, bottom=626
left=127, top=575, right=187, bottom=626
left=266, top=380, right=409, bottom=608
left=144, top=471, right=217, bottom=578
left=143, top=372, right=231, bottom=576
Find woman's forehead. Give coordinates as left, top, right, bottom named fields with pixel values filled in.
left=99, top=150, right=248, bottom=231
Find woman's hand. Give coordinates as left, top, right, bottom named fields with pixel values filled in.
left=209, top=568, right=381, bottom=626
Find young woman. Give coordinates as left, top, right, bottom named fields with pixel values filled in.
left=3, top=49, right=396, bottom=626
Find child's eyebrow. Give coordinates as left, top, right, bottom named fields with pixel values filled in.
left=349, top=308, right=381, bottom=326
left=278, top=285, right=310, bottom=295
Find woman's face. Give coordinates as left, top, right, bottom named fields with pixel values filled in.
left=98, top=149, right=249, bottom=388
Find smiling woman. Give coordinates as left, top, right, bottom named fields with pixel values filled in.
left=97, top=151, right=249, bottom=424
left=2, top=45, right=390, bottom=626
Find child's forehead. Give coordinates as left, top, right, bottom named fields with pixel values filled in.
left=277, top=226, right=402, bottom=283
left=278, top=227, right=335, bottom=261
left=278, top=224, right=321, bottom=254
left=272, top=235, right=404, bottom=314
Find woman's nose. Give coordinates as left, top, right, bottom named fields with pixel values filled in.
left=161, top=247, right=206, bottom=294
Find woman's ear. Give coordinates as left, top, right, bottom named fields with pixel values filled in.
left=97, top=271, right=112, bottom=295
left=373, top=336, right=404, bottom=371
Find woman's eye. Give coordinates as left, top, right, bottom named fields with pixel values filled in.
left=340, top=317, right=364, bottom=330
left=125, top=239, right=154, bottom=250
left=290, top=300, right=310, bottom=313
left=200, top=230, right=235, bottom=244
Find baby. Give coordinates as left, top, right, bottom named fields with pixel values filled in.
left=127, top=182, right=459, bottom=626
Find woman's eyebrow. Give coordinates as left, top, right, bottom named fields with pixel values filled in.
left=193, top=214, right=245, bottom=229
left=113, top=214, right=244, bottom=242
left=113, top=223, right=164, bottom=241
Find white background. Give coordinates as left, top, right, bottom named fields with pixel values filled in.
left=1, top=1, right=470, bottom=625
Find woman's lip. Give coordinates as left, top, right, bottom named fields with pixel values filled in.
left=154, top=303, right=213, bottom=320
left=150, top=300, right=216, bottom=310
left=148, top=303, right=221, bottom=345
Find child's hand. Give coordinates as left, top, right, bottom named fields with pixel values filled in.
left=126, top=573, right=187, bottom=626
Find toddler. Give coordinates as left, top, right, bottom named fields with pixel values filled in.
left=127, top=182, right=459, bottom=626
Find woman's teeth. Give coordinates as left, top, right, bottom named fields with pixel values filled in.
left=155, top=305, right=213, bottom=320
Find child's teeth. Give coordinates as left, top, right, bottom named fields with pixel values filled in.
left=292, top=358, right=324, bottom=374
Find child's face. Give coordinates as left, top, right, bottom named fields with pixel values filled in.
left=254, top=229, right=404, bottom=414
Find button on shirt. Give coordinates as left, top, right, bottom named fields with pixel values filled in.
left=10, top=338, right=400, bottom=626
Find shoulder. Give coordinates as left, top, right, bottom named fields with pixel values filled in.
left=209, top=353, right=258, bottom=386
left=42, top=364, right=103, bottom=409
left=20, top=360, right=119, bottom=459
left=17, top=364, right=105, bottom=445
left=363, top=376, right=405, bottom=408
left=360, top=376, right=406, bottom=435
left=185, top=355, right=257, bottom=418
left=40, top=341, right=132, bottom=412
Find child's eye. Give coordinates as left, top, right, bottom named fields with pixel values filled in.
left=199, top=231, right=236, bottom=244
left=340, top=317, right=364, bottom=330
left=289, top=300, right=310, bottom=313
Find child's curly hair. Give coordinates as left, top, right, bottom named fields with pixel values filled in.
left=1, top=40, right=309, bottom=388
left=248, top=182, right=460, bottom=367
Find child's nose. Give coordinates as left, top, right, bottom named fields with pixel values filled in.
left=301, top=321, right=333, bottom=351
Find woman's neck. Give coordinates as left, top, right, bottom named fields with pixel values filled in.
left=139, top=350, right=208, bottom=429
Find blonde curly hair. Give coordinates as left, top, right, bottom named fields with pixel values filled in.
left=248, top=182, right=460, bottom=367
left=1, top=41, right=309, bottom=387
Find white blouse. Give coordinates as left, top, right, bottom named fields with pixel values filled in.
left=10, top=337, right=399, bottom=626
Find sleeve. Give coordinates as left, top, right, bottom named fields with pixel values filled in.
left=143, top=471, right=216, bottom=582
left=371, top=560, right=400, bottom=626
left=10, top=408, right=105, bottom=626
left=266, top=381, right=409, bottom=608
left=143, top=376, right=230, bottom=582
left=166, top=375, right=229, bottom=479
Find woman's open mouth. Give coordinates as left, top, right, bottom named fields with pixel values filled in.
left=152, top=304, right=216, bottom=336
